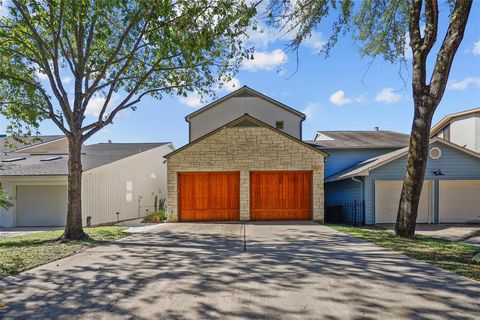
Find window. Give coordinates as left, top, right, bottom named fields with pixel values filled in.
left=275, top=121, right=284, bottom=130
left=126, top=181, right=133, bottom=202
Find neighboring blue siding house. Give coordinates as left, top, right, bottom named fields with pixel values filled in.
left=307, top=130, right=410, bottom=177
left=306, top=130, right=410, bottom=224
left=324, top=138, right=480, bottom=224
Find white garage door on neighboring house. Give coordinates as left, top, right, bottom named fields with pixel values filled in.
left=439, top=180, right=480, bottom=223
left=16, top=185, right=68, bottom=227
left=375, top=181, right=433, bottom=224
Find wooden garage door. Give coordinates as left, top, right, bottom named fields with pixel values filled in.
left=178, top=172, right=240, bottom=221
left=250, top=171, right=312, bottom=221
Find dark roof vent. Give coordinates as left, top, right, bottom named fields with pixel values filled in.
left=1, top=156, right=26, bottom=162
left=40, top=156, right=63, bottom=161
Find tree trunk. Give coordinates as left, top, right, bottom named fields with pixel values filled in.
left=395, top=97, right=435, bottom=238
left=59, top=134, right=88, bottom=241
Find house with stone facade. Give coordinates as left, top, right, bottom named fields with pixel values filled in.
left=165, top=86, right=326, bottom=222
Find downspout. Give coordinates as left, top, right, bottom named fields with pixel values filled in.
left=351, top=177, right=363, bottom=203
left=351, top=177, right=364, bottom=224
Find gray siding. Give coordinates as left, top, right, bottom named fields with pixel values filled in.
left=324, top=148, right=400, bottom=177
left=189, top=97, right=303, bottom=141
left=364, top=141, right=480, bottom=224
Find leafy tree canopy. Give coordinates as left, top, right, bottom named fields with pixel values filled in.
left=0, top=0, right=256, bottom=141
left=268, top=0, right=455, bottom=62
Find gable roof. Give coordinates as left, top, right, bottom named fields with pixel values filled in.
left=325, top=138, right=480, bottom=183
left=306, top=130, right=410, bottom=149
left=0, top=142, right=171, bottom=176
left=184, top=86, right=306, bottom=121
left=165, top=114, right=327, bottom=158
left=430, top=107, right=480, bottom=137
left=0, top=135, right=66, bottom=153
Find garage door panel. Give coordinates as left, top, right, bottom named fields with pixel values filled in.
left=439, top=180, right=480, bottom=223
left=16, top=185, right=68, bottom=227
left=178, top=172, right=240, bottom=221
left=375, top=181, right=432, bottom=224
left=250, top=171, right=312, bottom=221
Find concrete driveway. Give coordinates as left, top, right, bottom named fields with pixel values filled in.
left=1, top=222, right=479, bottom=320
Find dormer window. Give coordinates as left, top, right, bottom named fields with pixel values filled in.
left=275, top=121, right=284, bottom=130
left=314, top=132, right=334, bottom=141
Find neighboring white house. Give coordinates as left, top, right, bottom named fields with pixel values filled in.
left=431, top=107, right=480, bottom=153
left=0, top=137, right=173, bottom=227
left=185, top=86, right=306, bottom=141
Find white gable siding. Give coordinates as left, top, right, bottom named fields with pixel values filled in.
left=81, top=144, right=173, bottom=226
left=449, top=115, right=477, bottom=151
left=188, top=97, right=303, bottom=141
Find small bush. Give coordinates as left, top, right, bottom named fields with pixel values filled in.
left=142, top=211, right=166, bottom=223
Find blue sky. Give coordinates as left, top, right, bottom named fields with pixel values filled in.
left=1, top=1, right=479, bottom=148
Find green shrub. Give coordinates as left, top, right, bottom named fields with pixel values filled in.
left=142, top=211, right=166, bottom=223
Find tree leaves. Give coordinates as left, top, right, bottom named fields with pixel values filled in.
left=0, top=0, right=256, bottom=141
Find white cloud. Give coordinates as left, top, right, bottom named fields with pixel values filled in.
left=448, top=77, right=480, bottom=90
left=303, top=31, right=326, bottom=54
left=244, top=23, right=279, bottom=50
left=218, top=77, right=240, bottom=92
left=302, top=102, right=318, bottom=119
left=179, top=77, right=241, bottom=108
left=35, top=69, right=49, bottom=81
left=85, top=95, right=117, bottom=117
left=375, top=88, right=402, bottom=104
left=472, top=40, right=480, bottom=55
left=329, top=90, right=351, bottom=105
left=0, top=1, right=9, bottom=17
left=245, top=21, right=327, bottom=56
left=329, top=90, right=365, bottom=106
left=62, top=76, right=72, bottom=84
left=404, top=33, right=412, bottom=60
left=354, top=95, right=367, bottom=104
left=179, top=93, right=203, bottom=108
left=242, top=49, right=287, bottom=72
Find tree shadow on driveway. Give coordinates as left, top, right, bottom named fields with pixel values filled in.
left=1, top=222, right=479, bottom=320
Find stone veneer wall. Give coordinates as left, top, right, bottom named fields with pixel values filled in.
left=166, top=126, right=325, bottom=222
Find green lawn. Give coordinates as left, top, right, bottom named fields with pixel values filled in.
left=329, top=225, right=480, bottom=281
left=0, top=226, right=127, bottom=278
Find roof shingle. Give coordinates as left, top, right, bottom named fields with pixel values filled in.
left=0, top=142, right=171, bottom=176
left=306, top=130, right=410, bottom=149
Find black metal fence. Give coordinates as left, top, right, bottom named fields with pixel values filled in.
left=325, top=200, right=365, bottom=226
